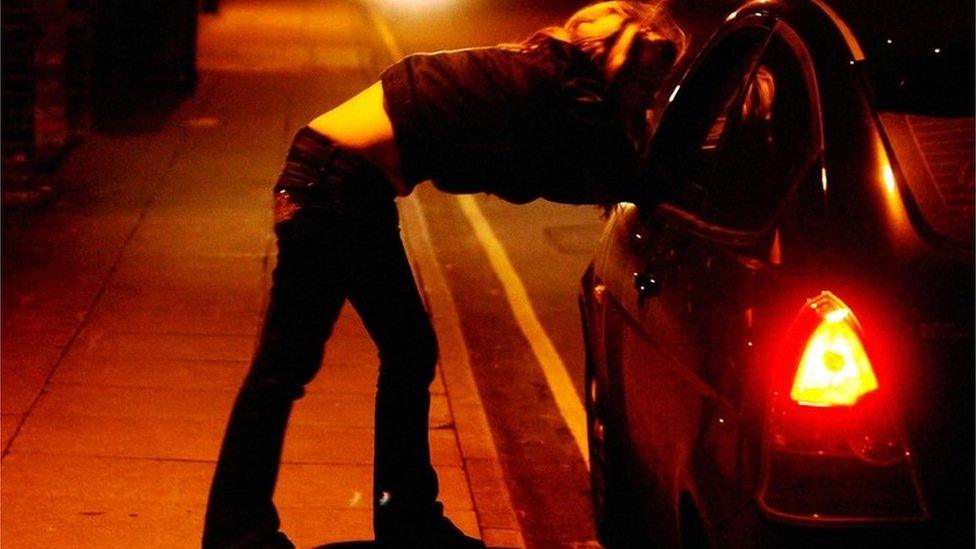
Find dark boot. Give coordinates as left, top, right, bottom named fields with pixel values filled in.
left=375, top=502, right=486, bottom=548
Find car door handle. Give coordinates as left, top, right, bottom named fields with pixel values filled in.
left=634, top=269, right=661, bottom=308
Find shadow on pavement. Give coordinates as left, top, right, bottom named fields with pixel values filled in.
left=311, top=543, right=519, bottom=549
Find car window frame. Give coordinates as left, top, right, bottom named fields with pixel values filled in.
left=642, top=18, right=826, bottom=251
left=642, top=19, right=772, bottom=203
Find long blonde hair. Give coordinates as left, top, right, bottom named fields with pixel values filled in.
left=524, top=1, right=687, bottom=83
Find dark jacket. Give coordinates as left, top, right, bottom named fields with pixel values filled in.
left=380, top=38, right=644, bottom=205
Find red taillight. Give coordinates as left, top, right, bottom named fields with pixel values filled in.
left=758, top=291, right=926, bottom=524
left=790, top=304, right=878, bottom=406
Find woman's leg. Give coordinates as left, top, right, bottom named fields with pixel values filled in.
left=203, top=129, right=353, bottom=548
left=203, top=230, right=345, bottom=547
left=343, top=199, right=483, bottom=547
left=204, top=126, right=481, bottom=547
left=343, top=200, right=439, bottom=514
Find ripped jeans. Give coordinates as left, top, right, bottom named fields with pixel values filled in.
left=203, top=127, right=440, bottom=547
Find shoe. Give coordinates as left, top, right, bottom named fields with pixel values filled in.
left=376, top=512, right=486, bottom=548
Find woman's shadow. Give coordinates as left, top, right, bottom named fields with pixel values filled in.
left=312, top=543, right=519, bottom=548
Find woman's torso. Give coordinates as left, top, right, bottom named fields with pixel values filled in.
left=380, top=38, right=643, bottom=205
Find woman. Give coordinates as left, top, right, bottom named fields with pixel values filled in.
left=203, top=2, right=686, bottom=547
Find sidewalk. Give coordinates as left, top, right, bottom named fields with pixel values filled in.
left=1, top=1, right=521, bottom=547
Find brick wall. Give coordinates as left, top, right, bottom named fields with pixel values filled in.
left=93, top=0, right=198, bottom=92
left=1, top=1, right=36, bottom=194
left=2, top=0, right=92, bottom=204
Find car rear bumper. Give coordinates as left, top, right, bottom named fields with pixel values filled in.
left=713, top=500, right=973, bottom=548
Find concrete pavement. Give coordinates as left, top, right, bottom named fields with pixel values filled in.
left=1, top=0, right=522, bottom=547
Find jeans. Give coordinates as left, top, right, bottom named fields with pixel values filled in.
left=203, top=128, right=440, bottom=547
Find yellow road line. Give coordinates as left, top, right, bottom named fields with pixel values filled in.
left=457, top=195, right=590, bottom=466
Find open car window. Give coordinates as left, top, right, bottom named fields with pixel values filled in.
left=699, top=29, right=819, bottom=231
left=648, top=22, right=821, bottom=235
left=645, top=21, right=773, bottom=211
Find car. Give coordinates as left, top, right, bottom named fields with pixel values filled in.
left=578, top=0, right=974, bottom=547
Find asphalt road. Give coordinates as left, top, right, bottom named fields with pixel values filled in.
left=368, top=1, right=606, bottom=546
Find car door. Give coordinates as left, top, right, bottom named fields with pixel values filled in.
left=600, top=15, right=774, bottom=533
left=603, top=17, right=825, bottom=536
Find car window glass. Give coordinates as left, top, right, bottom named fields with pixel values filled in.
left=699, top=92, right=740, bottom=165
left=645, top=26, right=772, bottom=210
left=699, top=33, right=817, bottom=231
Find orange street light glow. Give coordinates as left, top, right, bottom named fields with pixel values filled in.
left=376, top=0, right=458, bottom=10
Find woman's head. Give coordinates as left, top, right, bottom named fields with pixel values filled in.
left=529, top=1, right=687, bottom=86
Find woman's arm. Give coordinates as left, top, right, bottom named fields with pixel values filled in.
left=307, top=81, right=406, bottom=190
